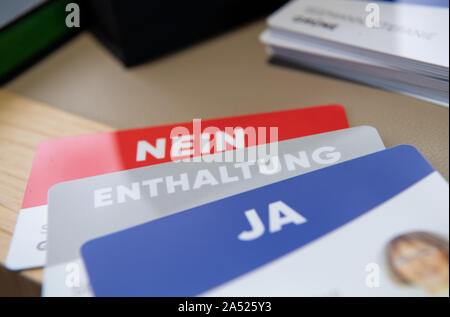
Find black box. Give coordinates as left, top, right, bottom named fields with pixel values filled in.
left=86, top=0, right=287, bottom=67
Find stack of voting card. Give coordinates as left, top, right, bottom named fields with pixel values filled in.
left=6, top=105, right=347, bottom=271
left=6, top=104, right=449, bottom=297
left=260, top=0, right=449, bottom=106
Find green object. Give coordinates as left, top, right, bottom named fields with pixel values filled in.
left=0, top=0, right=76, bottom=83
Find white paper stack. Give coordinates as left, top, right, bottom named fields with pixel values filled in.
left=261, top=0, right=449, bottom=106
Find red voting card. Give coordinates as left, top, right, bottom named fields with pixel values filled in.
left=7, top=104, right=348, bottom=270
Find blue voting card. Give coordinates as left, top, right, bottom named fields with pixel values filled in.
left=81, top=145, right=449, bottom=297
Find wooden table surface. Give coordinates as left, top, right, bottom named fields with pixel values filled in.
left=0, top=90, right=112, bottom=296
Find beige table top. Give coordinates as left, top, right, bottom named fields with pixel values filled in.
left=1, top=19, right=448, bottom=296
left=6, top=20, right=449, bottom=177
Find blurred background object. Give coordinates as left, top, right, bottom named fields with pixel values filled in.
left=0, top=0, right=82, bottom=84
left=260, top=0, right=449, bottom=106
left=86, top=0, right=288, bottom=66
left=0, top=0, right=288, bottom=84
